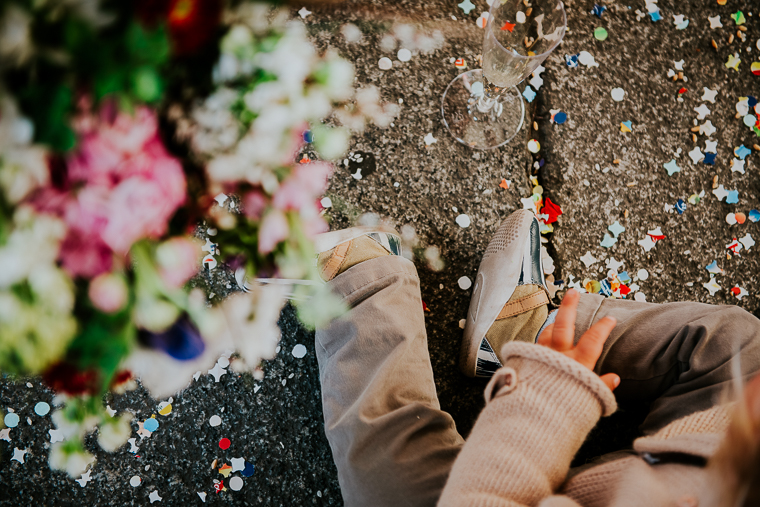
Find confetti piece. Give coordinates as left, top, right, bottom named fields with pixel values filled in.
left=727, top=213, right=737, bottom=225
left=726, top=190, right=739, bottom=204
left=130, top=476, right=142, bottom=487
left=378, top=58, right=392, bottom=70
left=578, top=51, right=599, bottom=68
left=203, top=254, right=217, bottom=270
left=634, top=292, right=647, bottom=302
left=705, top=140, right=718, bottom=154
left=732, top=286, right=749, bottom=300
left=454, top=58, right=467, bottom=69
left=229, top=477, right=244, bottom=491
left=11, top=447, right=27, bottom=464
left=149, top=490, right=162, bottom=503
left=649, top=10, right=661, bottom=22
left=699, top=120, right=716, bottom=137
left=76, top=470, right=92, bottom=487
left=458, top=276, right=472, bottom=290
left=320, top=197, right=332, bottom=208
left=527, top=139, right=540, bottom=153
left=143, top=418, right=159, bottom=432
left=694, top=104, right=711, bottom=120
left=241, top=461, right=255, bottom=477
left=231, top=457, right=246, bottom=473
left=500, top=21, right=516, bottom=32
left=744, top=115, right=757, bottom=127
left=208, top=363, right=227, bottom=382
left=704, top=278, right=721, bottom=296
left=34, top=402, right=50, bottom=416
left=499, top=179, right=510, bottom=189
left=198, top=492, right=207, bottom=502
left=664, top=159, right=681, bottom=175
left=397, top=48, right=412, bottom=62
left=592, top=4, right=606, bottom=17
left=673, top=15, right=689, bottom=30
left=516, top=11, right=526, bottom=23
left=750, top=210, right=760, bottom=222
left=706, top=260, right=723, bottom=274
left=608, top=221, right=625, bottom=238
left=731, top=11, right=746, bottom=25
left=157, top=401, right=172, bottom=416
left=128, top=438, right=139, bottom=453
left=611, top=88, right=625, bottom=102
left=702, top=88, right=718, bottom=103
left=580, top=251, right=598, bottom=267
left=735, top=145, right=752, bottom=160
left=594, top=27, right=608, bottom=41
left=713, top=185, right=729, bottom=201
left=209, top=415, right=222, bottom=427
left=620, top=121, right=632, bottom=133
left=600, top=234, right=617, bottom=248
left=553, top=111, right=567, bottom=124
left=708, top=15, right=722, bottom=28
left=0, top=429, right=10, bottom=442
left=218, top=463, right=233, bottom=477
left=476, top=12, right=489, bottom=28
left=703, top=153, right=717, bottom=165
left=4, top=413, right=19, bottom=428
left=675, top=199, right=686, bottom=214
left=740, top=233, right=755, bottom=251
left=298, top=7, right=311, bottom=18
left=522, top=86, right=536, bottom=102
left=736, top=212, right=747, bottom=224
left=219, top=438, right=231, bottom=450
left=688, top=147, right=704, bottom=164
left=565, top=53, right=580, bottom=67
left=458, top=0, right=475, bottom=14
left=726, top=54, right=741, bottom=71
left=455, top=214, right=470, bottom=228
left=638, top=236, right=656, bottom=252
left=424, top=133, right=437, bottom=146
left=752, top=62, right=760, bottom=76
left=290, top=344, right=307, bottom=358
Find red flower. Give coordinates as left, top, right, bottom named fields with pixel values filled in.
left=541, top=197, right=563, bottom=224
left=43, top=362, right=100, bottom=396
left=136, top=0, right=222, bottom=56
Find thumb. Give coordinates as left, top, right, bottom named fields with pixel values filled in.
left=600, top=373, right=620, bottom=392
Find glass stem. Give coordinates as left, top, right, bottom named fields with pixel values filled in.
left=477, top=75, right=504, bottom=113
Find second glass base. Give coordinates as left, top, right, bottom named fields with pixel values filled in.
left=441, top=69, right=525, bottom=150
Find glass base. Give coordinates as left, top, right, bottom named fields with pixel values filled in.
left=441, top=69, right=525, bottom=150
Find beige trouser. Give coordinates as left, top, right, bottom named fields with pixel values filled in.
left=315, top=256, right=760, bottom=507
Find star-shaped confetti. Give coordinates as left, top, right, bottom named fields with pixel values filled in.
left=500, top=21, right=516, bottom=32
left=699, top=120, right=716, bottom=137
left=726, top=54, right=741, bottom=71
left=727, top=237, right=742, bottom=254
left=137, top=421, right=153, bottom=439
left=606, top=257, right=625, bottom=271
left=708, top=15, right=722, bottom=28
left=694, top=104, right=711, bottom=120
left=424, top=133, right=437, bottom=146
left=706, top=260, right=723, bottom=274
left=601, top=234, right=617, bottom=248
left=49, top=429, right=63, bottom=443
left=128, top=438, right=139, bottom=453
left=664, top=159, right=681, bottom=175
left=218, top=464, right=233, bottom=478
left=529, top=74, right=544, bottom=90
left=0, top=428, right=10, bottom=442
left=726, top=190, right=739, bottom=204
left=675, top=199, right=686, bottom=214
left=702, top=88, right=718, bottom=103
left=731, top=158, right=746, bottom=173
left=740, top=233, right=755, bottom=251
left=649, top=10, right=661, bottom=22
left=608, top=221, right=625, bottom=237
left=499, top=179, right=511, bottom=189
left=11, top=448, right=27, bottom=464
left=580, top=251, right=598, bottom=267
left=673, top=15, right=689, bottom=30
left=522, top=86, right=536, bottom=103
left=638, top=236, right=657, bottom=252
left=149, top=490, right=162, bottom=503
left=208, top=362, right=227, bottom=382
left=703, top=153, right=717, bottom=165
left=231, top=457, right=246, bottom=473
left=713, top=185, right=729, bottom=201
left=732, top=286, right=749, bottom=300
left=592, top=4, right=606, bottom=17
left=621, top=121, right=632, bottom=133
left=297, top=7, right=311, bottom=18
left=688, top=147, right=704, bottom=164
left=77, top=470, right=93, bottom=488
left=731, top=11, right=746, bottom=25
left=458, top=0, right=475, bottom=14
left=735, top=145, right=751, bottom=160
left=704, top=278, right=722, bottom=296
left=705, top=140, right=718, bottom=153
left=521, top=196, right=537, bottom=211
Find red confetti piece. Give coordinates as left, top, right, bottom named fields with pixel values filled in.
left=736, top=212, right=747, bottom=224
left=422, top=300, right=429, bottom=312
left=219, top=438, right=231, bottom=450
left=619, top=285, right=631, bottom=296
left=500, top=21, right=516, bottom=32
left=299, top=155, right=310, bottom=164
left=499, top=179, right=510, bottom=189
left=648, top=233, right=666, bottom=241
left=454, top=57, right=467, bottom=69
left=541, top=197, right=563, bottom=224
left=731, top=286, right=742, bottom=296
left=677, top=87, right=687, bottom=95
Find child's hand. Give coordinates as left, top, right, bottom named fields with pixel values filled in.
left=537, top=289, right=620, bottom=392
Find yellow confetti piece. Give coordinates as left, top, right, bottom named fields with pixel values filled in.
left=218, top=464, right=233, bottom=478
left=158, top=403, right=172, bottom=416
left=726, top=54, right=741, bottom=71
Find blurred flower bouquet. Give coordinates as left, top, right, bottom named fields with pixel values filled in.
left=0, top=0, right=395, bottom=475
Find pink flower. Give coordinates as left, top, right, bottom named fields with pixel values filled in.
left=156, top=237, right=201, bottom=289
left=242, top=190, right=268, bottom=221
left=258, top=210, right=289, bottom=254
left=88, top=273, right=128, bottom=313
left=272, top=162, right=333, bottom=212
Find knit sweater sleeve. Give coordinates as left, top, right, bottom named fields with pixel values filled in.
left=438, top=342, right=617, bottom=507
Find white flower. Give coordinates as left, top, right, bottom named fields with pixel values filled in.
left=97, top=413, right=133, bottom=452
left=49, top=443, right=96, bottom=477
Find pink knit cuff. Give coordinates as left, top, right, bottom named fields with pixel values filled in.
left=488, top=341, right=618, bottom=417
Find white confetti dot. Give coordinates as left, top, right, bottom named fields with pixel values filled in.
left=229, top=476, right=244, bottom=491
left=611, top=88, right=625, bottom=102
left=726, top=213, right=737, bottom=225
left=292, top=344, right=307, bottom=358
left=397, top=48, right=412, bottom=61
left=634, top=292, right=647, bottom=302
left=130, top=476, right=141, bottom=487
left=217, top=356, right=230, bottom=368
left=527, top=139, right=540, bottom=153
left=209, top=415, right=222, bottom=427
left=637, top=269, right=649, bottom=281
left=34, top=402, right=50, bottom=416
left=320, top=197, right=332, bottom=208
left=458, top=276, right=472, bottom=290
left=378, top=57, right=392, bottom=70
left=455, top=214, right=471, bottom=228
left=516, top=11, right=526, bottom=23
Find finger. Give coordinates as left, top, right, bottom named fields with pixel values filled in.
left=574, top=316, right=617, bottom=370
left=551, top=289, right=580, bottom=352
left=537, top=323, right=555, bottom=347
left=600, top=373, right=620, bottom=392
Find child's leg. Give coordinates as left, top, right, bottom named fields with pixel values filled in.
left=574, top=293, right=760, bottom=433
left=315, top=255, right=464, bottom=507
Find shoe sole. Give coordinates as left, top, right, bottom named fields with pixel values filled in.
left=460, top=210, right=544, bottom=377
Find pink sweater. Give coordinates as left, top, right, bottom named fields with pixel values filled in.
left=438, top=342, right=730, bottom=507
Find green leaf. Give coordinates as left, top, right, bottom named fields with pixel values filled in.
left=130, top=67, right=163, bottom=103
left=126, top=22, right=170, bottom=66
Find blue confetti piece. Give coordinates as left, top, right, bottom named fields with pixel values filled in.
left=663, top=159, right=681, bottom=176
left=705, top=260, right=722, bottom=274
left=608, top=221, right=626, bottom=238
left=143, top=418, right=159, bottom=432
left=649, top=10, right=661, bottom=21
left=622, top=120, right=633, bottom=131
left=599, top=279, right=613, bottom=296
left=565, top=54, right=580, bottom=67
left=726, top=190, right=739, bottom=204
left=703, top=153, right=717, bottom=165
left=591, top=4, right=607, bottom=17
left=675, top=199, right=686, bottom=214
left=241, top=461, right=255, bottom=477
left=618, top=271, right=631, bottom=284
left=554, top=111, right=567, bottom=124
left=303, top=130, right=313, bottom=143
left=676, top=20, right=689, bottom=30
left=522, top=85, right=536, bottom=103
left=4, top=412, right=19, bottom=428
left=735, top=144, right=752, bottom=160
left=457, top=0, right=475, bottom=14
left=601, top=233, right=617, bottom=248
left=538, top=158, right=545, bottom=168
left=749, top=96, right=758, bottom=107
left=750, top=209, right=760, bottom=222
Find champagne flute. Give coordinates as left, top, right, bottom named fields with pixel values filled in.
left=442, top=0, right=566, bottom=150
